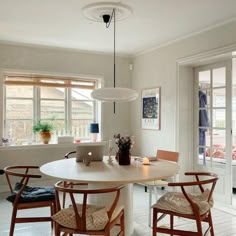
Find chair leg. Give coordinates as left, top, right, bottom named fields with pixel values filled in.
left=148, top=186, right=153, bottom=227
left=195, top=216, right=203, bottom=236
left=152, top=208, right=157, bottom=236
left=170, top=214, right=174, bottom=236
left=104, top=227, right=110, bottom=236
left=54, top=222, right=60, bottom=236
left=207, top=211, right=214, bottom=236
left=120, top=210, right=125, bottom=235
left=50, top=203, right=54, bottom=228
left=145, top=185, right=147, bottom=192
left=9, top=206, right=18, bottom=236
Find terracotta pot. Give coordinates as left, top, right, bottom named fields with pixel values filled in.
left=40, top=131, right=51, bottom=144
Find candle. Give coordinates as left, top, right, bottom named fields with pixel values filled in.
left=143, top=157, right=150, bottom=165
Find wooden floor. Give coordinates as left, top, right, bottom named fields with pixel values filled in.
left=0, top=184, right=236, bottom=235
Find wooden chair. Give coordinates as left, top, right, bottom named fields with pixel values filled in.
left=140, top=149, right=179, bottom=226
left=4, top=165, right=56, bottom=236
left=152, top=172, right=218, bottom=236
left=63, top=151, right=88, bottom=207
left=52, top=181, right=125, bottom=236
left=64, top=150, right=76, bottom=159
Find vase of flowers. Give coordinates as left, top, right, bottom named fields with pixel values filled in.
left=114, top=134, right=135, bottom=165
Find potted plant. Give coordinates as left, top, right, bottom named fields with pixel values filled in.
left=33, top=120, right=53, bottom=144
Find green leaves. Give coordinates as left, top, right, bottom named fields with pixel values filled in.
left=32, top=120, right=53, bottom=133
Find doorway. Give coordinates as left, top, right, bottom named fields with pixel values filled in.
left=177, top=47, right=236, bottom=207
left=194, top=60, right=232, bottom=205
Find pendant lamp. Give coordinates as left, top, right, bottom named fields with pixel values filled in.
left=90, top=7, right=138, bottom=106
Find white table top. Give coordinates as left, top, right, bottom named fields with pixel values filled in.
left=40, top=156, right=179, bottom=184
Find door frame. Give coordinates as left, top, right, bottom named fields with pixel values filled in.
left=176, top=44, right=236, bottom=206
left=193, top=60, right=232, bottom=204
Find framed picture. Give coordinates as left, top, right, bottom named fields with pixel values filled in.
left=141, top=87, right=161, bottom=130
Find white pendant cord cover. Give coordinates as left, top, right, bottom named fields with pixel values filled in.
left=91, top=7, right=138, bottom=107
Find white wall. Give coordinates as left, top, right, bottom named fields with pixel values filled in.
left=131, top=20, right=236, bottom=179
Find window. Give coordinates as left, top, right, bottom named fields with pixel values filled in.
left=3, top=74, right=97, bottom=144
left=195, top=64, right=229, bottom=166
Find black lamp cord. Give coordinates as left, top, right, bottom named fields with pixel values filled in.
left=113, top=9, right=116, bottom=113
left=104, top=9, right=116, bottom=113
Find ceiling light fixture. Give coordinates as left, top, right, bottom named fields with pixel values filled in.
left=83, top=3, right=138, bottom=112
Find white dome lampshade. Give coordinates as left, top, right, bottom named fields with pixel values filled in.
left=91, top=87, right=138, bottom=102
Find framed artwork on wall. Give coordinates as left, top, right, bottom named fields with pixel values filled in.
left=141, top=87, right=161, bottom=130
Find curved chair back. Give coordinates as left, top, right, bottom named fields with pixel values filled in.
left=52, top=181, right=125, bottom=235
left=64, top=150, right=76, bottom=159
left=169, top=172, right=218, bottom=207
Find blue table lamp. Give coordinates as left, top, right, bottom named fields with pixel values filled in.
left=89, top=123, right=99, bottom=142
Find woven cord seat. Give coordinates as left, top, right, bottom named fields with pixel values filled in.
left=52, top=181, right=125, bottom=236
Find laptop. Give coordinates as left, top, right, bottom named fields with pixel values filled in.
left=76, top=144, right=105, bottom=162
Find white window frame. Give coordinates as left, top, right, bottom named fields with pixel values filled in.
left=1, top=71, right=100, bottom=145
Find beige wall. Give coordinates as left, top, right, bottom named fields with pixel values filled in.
left=131, top=20, right=236, bottom=177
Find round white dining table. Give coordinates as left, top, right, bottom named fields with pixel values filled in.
left=40, top=156, right=179, bottom=236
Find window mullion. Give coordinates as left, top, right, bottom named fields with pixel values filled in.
left=33, top=86, right=40, bottom=143
left=67, top=88, right=71, bottom=134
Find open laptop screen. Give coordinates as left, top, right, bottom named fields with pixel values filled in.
left=76, top=143, right=105, bottom=162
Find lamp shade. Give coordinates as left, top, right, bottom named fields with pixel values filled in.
left=89, top=123, right=99, bottom=133
left=91, top=87, right=138, bottom=102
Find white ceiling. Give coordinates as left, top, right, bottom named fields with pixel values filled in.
left=1, top=0, right=236, bottom=56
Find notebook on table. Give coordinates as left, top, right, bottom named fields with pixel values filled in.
left=76, top=144, right=105, bottom=162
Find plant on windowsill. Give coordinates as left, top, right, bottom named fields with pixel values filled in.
left=32, top=120, right=53, bottom=144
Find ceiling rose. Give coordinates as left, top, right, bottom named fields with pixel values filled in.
left=82, top=2, right=132, bottom=22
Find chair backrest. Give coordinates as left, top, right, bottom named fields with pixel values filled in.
left=169, top=172, right=218, bottom=206
left=156, top=149, right=179, bottom=163
left=4, top=166, right=41, bottom=193
left=64, top=151, right=76, bottom=159
left=53, top=181, right=124, bottom=231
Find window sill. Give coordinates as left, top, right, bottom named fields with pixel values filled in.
left=0, top=141, right=107, bottom=151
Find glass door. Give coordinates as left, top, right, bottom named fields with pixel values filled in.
left=194, top=60, right=232, bottom=204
